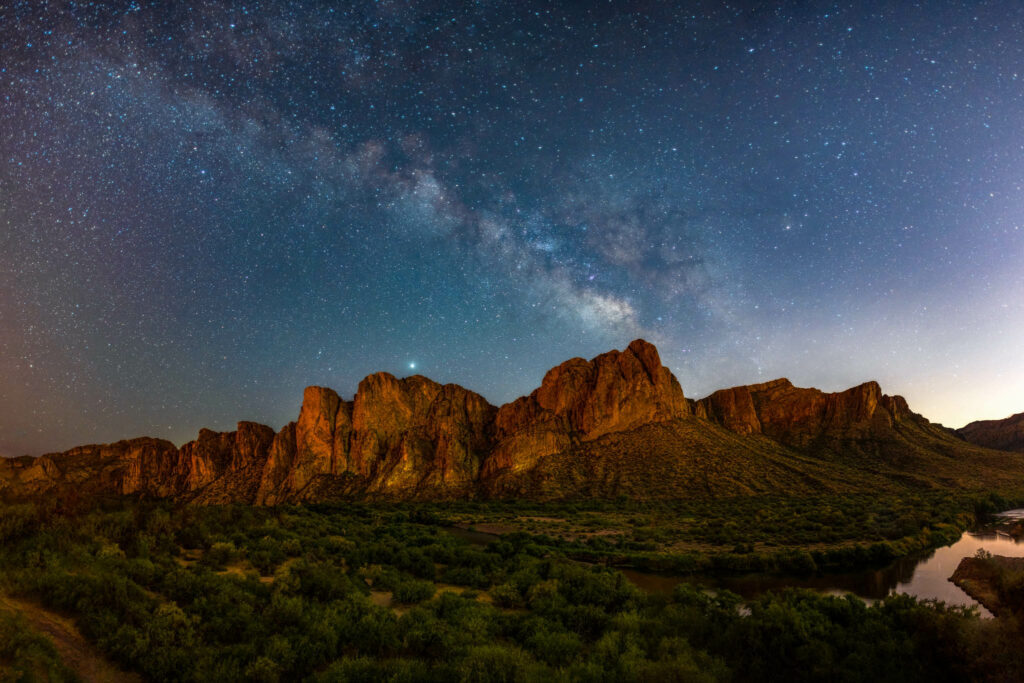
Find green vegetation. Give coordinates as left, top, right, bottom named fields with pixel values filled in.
left=439, top=491, right=1019, bottom=575
left=952, top=550, right=1024, bottom=618
left=0, top=610, right=76, bottom=682
left=0, top=494, right=1022, bottom=681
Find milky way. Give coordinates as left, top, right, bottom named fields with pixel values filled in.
left=2, top=1, right=1023, bottom=455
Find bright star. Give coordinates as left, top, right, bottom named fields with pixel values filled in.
left=409, top=362, right=416, bottom=370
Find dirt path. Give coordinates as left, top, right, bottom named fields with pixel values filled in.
left=0, top=594, right=141, bottom=682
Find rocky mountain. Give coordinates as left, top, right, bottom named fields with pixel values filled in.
left=685, top=377, right=1023, bottom=491
left=958, top=412, right=1024, bottom=454
left=482, top=339, right=688, bottom=478
left=692, top=378, right=919, bottom=456
left=2, top=340, right=1022, bottom=503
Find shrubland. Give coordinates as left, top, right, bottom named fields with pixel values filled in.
left=0, top=494, right=1022, bottom=681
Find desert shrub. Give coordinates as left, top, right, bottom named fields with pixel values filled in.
left=393, top=579, right=435, bottom=604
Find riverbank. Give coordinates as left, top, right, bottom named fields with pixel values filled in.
left=450, top=504, right=1024, bottom=615
left=446, top=492, right=984, bottom=579
left=950, top=554, right=1024, bottom=617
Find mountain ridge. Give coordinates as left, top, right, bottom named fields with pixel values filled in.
left=958, top=412, right=1024, bottom=454
left=2, top=339, right=1022, bottom=503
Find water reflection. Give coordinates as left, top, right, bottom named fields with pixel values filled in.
left=447, top=511, right=1024, bottom=618
left=624, top=516, right=1024, bottom=618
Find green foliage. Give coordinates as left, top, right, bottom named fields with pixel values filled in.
left=0, top=610, right=76, bottom=682
left=0, top=497, right=1023, bottom=682
left=0, top=504, right=40, bottom=543
left=456, top=644, right=542, bottom=682
left=203, top=541, right=238, bottom=569
left=392, top=579, right=435, bottom=605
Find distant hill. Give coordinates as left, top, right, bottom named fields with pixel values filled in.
left=2, top=340, right=1023, bottom=503
left=958, top=412, right=1024, bottom=454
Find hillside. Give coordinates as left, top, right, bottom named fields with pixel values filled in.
left=958, top=412, right=1024, bottom=454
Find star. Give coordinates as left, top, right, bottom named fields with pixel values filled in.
left=1, top=1, right=1022, bottom=455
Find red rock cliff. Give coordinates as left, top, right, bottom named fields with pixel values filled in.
left=482, top=339, right=689, bottom=475
left=695, top=378, right=914, bottom=448
left=7, top=339, right=985, bottom=504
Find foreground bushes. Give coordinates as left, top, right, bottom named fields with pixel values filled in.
left=0, top=498, right=1021, bottom=681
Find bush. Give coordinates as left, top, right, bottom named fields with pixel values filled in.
left=204, top=541, right=237, bottom=569
left=456, top=644, right=543, bottom=683
left=393, top=579, right=435, bottom=604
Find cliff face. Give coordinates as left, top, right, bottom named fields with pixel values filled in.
left=484, top=339, right=689, bottom=476
left=255, top=386, right=351, bottom=505
left=958, top=412, right=1024, bottom=453
left=250, top=376, right=498, bottom=502
left=3, top=339, right=1018, bottom=503
left=2, top=339, right=685, bottom=502
left=0, top=437, right=180, bottom=499
left=693, top=378, right=952, bottom=468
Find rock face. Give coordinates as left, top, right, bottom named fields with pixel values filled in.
left=254, top=423, right=297, bottom=505
left=3, top=339, right=1019, bottom=504
left=359, top=380, right=497, bottom=493
left=483, top=339, right=689, bottom=475
left=256, top=386, right=352, bottom=504
left=694, top=378, right=914, bottom=450
left=1, top=339, right=687, bottom=502
left=176, top=423, right=276, bottom=491
left=0, top=437, right=180, bottom=499
left=183, top=422, right=277, bottom=504
left=958, top=412, right=1024, bottom=453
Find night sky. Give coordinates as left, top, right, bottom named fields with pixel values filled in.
left=3, top=2, right=1023, bottom=457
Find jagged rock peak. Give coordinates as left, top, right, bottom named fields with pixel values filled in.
left=482, top=339, right=688, bottom=476
left=4, top=339, right=1016, bottom=505
left=533, top=338, right=689, bottom=434
left=745, top=378, right=794, bottom=392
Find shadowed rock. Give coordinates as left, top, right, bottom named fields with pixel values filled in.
left=958, top=412, right=1024, bottom=453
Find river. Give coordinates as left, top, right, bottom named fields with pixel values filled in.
left=625, top=511, right=1024, bottom=617
left=448, top=510, right=1024, bottom=617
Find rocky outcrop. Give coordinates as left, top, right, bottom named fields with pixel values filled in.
left=359, top=381, right=496, bottom=492
left=483, top=339, right=688, bottom=475
left=119, top=438, right=185, bottom=497
left=175, top=422, right=275, bottom=494
left=254, top=423, right=297, bottom=506
left=958, top=412, right=1024, bottom=453
left=694, top=378, right=915, bottom=450
left=0, top=437, right=180, bottom=498
left=695, top=386, right=761, bottom=435
left=349, top=373, right=444, bottom=481
left=4, top=339, right=1019, bottom=504
left=261, top=374, right=499, bottom=498
left=1, top=339, right=689, bottom=502
left=261, top=386, right=353, bottom=503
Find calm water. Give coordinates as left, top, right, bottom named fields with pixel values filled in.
left=623, top=511, right=1024, bottom=617
left=448, top=510, right=1024, bottom=617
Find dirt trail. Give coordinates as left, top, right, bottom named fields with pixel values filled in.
left=0, top=594, right=141, bottom=682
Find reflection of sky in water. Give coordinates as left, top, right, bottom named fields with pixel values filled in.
left=892, top=530, right=1024, bottom=617
left=622, top=510, right=1024, bottom=619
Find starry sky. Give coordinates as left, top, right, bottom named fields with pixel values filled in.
left=2, top=1, right=1023, bottom=457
